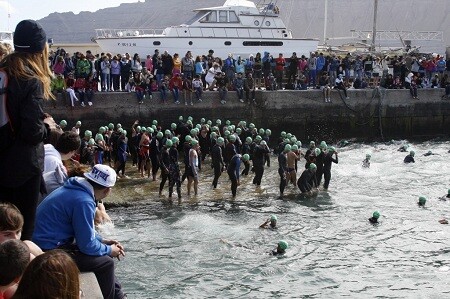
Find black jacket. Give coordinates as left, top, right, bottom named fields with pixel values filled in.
left=0, top=76, right=47, bottom=187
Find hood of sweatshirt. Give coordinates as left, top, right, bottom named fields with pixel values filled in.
left=63, top=177, right=95, bottom=199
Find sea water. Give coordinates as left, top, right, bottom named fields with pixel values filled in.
left=102, top=140, right=450, bottom=298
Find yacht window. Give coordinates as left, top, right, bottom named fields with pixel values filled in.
left=265, top=21, right=271, bottom=26
left=153, top=41, right=161, bottom=46
left=224, top=41, right=232, bottom=46
left=254, top=20, right=260, bottom=26
left=229, top=11, right=239, bottom=23
left=243, top=41, right=283, bottom=46
left=219, top=11, right=227, bottom=22
left=200, top=11, right=217, bottom=23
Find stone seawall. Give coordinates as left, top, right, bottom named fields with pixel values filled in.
left=44, top=88, right=450, bottom=141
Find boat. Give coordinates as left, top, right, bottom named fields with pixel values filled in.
left=94, top=0, right=319, bottom=59
left=0, top=31, right=13, bottom=49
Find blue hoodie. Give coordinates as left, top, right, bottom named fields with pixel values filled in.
left=33, top=177, right=111, bottom=256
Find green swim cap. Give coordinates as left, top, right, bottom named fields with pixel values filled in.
left=236, top=128, right=242, bottom=134
left=309, top=163, right=317, bottom=170
left=224, top=130, right=230, bottom=136
left=196, top=124, right=201, bottom=130
left=171, top=123, right=177, bottom=129
left=108, top=123, right=114, bottom=130
left=136, top=126, right=141, bottom=132
left=226, top=120, right=231, bottom=125
left=118, top=128, right=123, bottom=134
left=88, top=138, right=95, bottom=146
left=212, top=126, right=219, bottom=132
left=152, top=120, right=158, bottom=126
left=217, top=137, right=225, bottom=145
left=260, top=140, right=267, bottom=146
left=216, top=119, right=221, bottom=125
left=286, top=133, right=292, bottom=139
left=188, top=116, right=193, bottom=122
left=290, top=137, right=297, bottom=144
left=245, top=137, right=252, bottom=144
left=320, top=141, right=327, bottom=149
left=141, top=127, right=147, bottom=132
left=59, top=120, right=67, bottom=127
left=314, top=148, right=321, bottom=156
left=229, top=135, right=236, bottom=142
left=122, top=130, right=127, bottom=136
left=207, top=120, right=212, bottom=126
left=249, top=123, right=255, bottom=129
left=185, top=135, right=192, bottom=142
left=147, top=127, right=154, bottom=134
left=418, top=196, right=426, bottom=205
left=373, top=211, right=380, bottom=219
left=297, top=141, right=302, bottom=147
left=284, top=144, right=291, bottom=152
left=266, top=129, right=271, bottom=136
left=281, top=131, right=286, bottom=137
left=310, top=141, right=315, bottom=146
left=200, top=118, right=206, bottom=124
left=191, top=139, right=198, bottom=146
left=190, top=129, right=196, bottom=135
left=84, top=130, right=92, bottom=137
left=291, top=145, right=298, bottom=151
left=210, top=132, right=217, bottom=139
left=179, top=116, right=184, bottom=121
left=165, top=129, right=171, bottom=135
left=117, top=123, right=122, bottom=129
left=271, top=215, right=278, bottom=221
left=366, top=153, right=371, bottom=159
left=243, top=154, right=250, bottom=161
left=76, top=121, right=81, bottom=126
left=410, top=150, right=415, bottom=157
left=259, top=128, right=265, bottom=135
left=157, top=132, right=163, bottom=139
left=166, top=139, right=173, bottom=147
left=186, top=120, right=193, bottom=126
left=278, top=240, right=288, bottom=250
left=255, top=135, right=262, bottom=141
left=328, top=146, right=336, bottom=153
left=99, top=126, right=106, bottom=134
left=171, top=137, right=179, bottom=144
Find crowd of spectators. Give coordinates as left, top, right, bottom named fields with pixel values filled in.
left=47, top=47, right=450, bottom=105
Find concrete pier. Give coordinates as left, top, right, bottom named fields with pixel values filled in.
left=44, top=88, right=450, bottom=141
left=80, top=272, right=103, bottom=298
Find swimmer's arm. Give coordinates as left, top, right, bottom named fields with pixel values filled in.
left=259, top=219, right=270, bottom=228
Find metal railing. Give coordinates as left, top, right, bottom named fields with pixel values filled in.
left=350, top=30, right=443, bottom=41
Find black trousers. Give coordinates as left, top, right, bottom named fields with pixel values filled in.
left=0, top=174, right=41, bottom=240
left=253, top=165, right=264, bottom=185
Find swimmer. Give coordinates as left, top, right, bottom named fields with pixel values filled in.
left=271, top=240, right=288, bottom=256
left=439, top=189, right=450, bottom=201
left=362, top=154, right=371, bottom=168
left=398, top=144, right=410, bottom=152
left=260, top=215, right=277, bottom=229
left=297, top=163, right=318, bottom=194
left=404, top=150, right=415, bottom=163
left=369, top=211, right=380, bottom=224
left=423, top=150, right=438, bottom=156
left=418, top=196, right=426, bottom=207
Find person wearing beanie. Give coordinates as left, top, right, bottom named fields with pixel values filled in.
left=0, top=20, right=54, bottom=240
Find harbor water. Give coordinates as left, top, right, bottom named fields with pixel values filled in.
left=102, top=140, right=450, bottom=298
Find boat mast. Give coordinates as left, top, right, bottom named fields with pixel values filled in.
left=323, top=0, right=328, bottom=45
left=370, top=0, right=378, bottom=51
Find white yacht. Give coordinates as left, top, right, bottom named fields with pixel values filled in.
left=94, top=0, right=318, bottom=58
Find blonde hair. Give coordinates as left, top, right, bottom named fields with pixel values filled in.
left=0, top=42, right=12, bottom=59
left=0, top=44, right=54, bottom=100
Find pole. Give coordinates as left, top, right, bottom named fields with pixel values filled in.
left=323, top=0, right=328, bottom=45
left=371, top=0, right=378, bottom=51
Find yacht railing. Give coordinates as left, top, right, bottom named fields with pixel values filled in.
left=95, top=28, right=292, bottom=39
left=350, top=30, right=443, bottom=41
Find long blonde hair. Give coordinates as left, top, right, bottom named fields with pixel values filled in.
left=0, top=44, right=54, bottom=100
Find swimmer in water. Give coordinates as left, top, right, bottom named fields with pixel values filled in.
left=369, top=211, right=380, bottom=224
left=362, top=154, right=371, bottom=168
left=297, top=163, right=318, bottom=194
left=439, top=189, right=450, bottom=201
left=423, top=150, right=437, bottom=157
left=271, top=240, right=288, bottom=256
left=418, top=196, right=426, bottom=207
left=398, top=144, right=410, bottom=152
left=403, top=150, right=415, bottom=163
left=260, top=215, right=277, bottom=229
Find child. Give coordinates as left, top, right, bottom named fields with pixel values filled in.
left=0, top=203, right=42, bottom=258
left=0, top=240, right=30, bottom=299
left=65, top=72, right=79, bottom=106
left=192, top=74, right=203, bottom=102
left=159, top=75, right=170, bottom=104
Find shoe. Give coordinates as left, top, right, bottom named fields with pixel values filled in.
left=80, top=102, right=85, bottom=107
left=239, top=99, right=244, bottom=103
left=253, top=99, right=256, bottom=104
left=139, top=101, right=143, bottom=104
left=190, top=102, right=193, bottom=106
left=346, top=97, right=349, bottom=100
left=88, top=101, right=93, bottom=106
left=149, top=95, right=153, bottom=100
left=175, top=101, right=180, bottom=104
left=185, top=102, right=187, bottom=106
left=220, top=100, right=225, bottom=105
left=198, top=99, right=202, bottom=102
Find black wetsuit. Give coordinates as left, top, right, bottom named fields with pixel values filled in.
left=368, top=217, right=378, bottom=224
left=211, top=144, right=224, bottom=188
left=297, top=169, right=317, bottom=193
left=362, top=158, right=370, bottom=168
left=149, top=138, right=160, bottom=177
left=159, top=147, right=170, bottom=192
left=224, top=143, right=236, bottom=168
left=252, top=145, right=270, bottom=186
left=168, top=146, right=181, bottom=199
left=271, top=249, right=285, bottom=256
left=404, top=155, right=415, bottom=163
left=323, top=153, right=338, bottom=189
left=227, top=154, right=241, bottom=197
left=181, top=141, right=191, bottom=182
left=278, top=152, right=288, bottom=195
left=315, top=151, right=325, bottom=185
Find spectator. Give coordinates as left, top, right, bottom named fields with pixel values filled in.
left=52, top=55, right=65, bottom=76
left=307, top=53, right=317, bottom=87
left=161, top=51, right=173, bottom=76
left=131, top=53, right=142, bottom=75
left=274, top=53, right=285, bottom=89
left=0, top=240, right=30, bottom=299
left=11, top=250, right=80, bottom=299
left=120, top=55, right=131, bottom=91
left=172, top=53, right=182, bottom=76
left=234, top=72, right=245, bottom=103
left=244, top=72, right=256, bottom=104
left=110, top=55, right=121, bottom=91
left=76, top=53, right=91, bottom=79
left=0, top=20, right=53, bottom=240
left=253, top=52, right=263, bottom=89
left=192, top=74, right=203, bottom=102
left=335, top=74, right=349, bottom=99
left=169, top=73, right=183, bottom=104
left=33, top=165, right=125, bottom=299
left=181, top=51, right=194, bottom=79
left=182, top=74, right=193, bottom=106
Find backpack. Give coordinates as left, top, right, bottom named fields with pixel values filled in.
left=0, top=69, right=14, bottom=152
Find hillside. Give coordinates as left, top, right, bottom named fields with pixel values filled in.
left=38, top=0, right=449, bottom=50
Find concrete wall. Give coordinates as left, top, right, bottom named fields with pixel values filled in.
left=45, top=88, right=450, bottom=142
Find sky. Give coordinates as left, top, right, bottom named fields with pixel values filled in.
left=0, top=0, right=140, bottom=31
